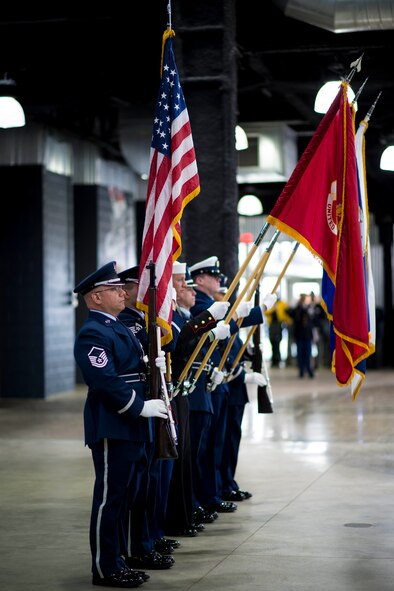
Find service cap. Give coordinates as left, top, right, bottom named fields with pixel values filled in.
left=185, top=267, right=197, bottom=288
left=118, top=265, right=139, bottom=284
left=74, top=261, right=124, bottom=295
left=218, top=274, right=228, bottom=294
left=172, top=261, right=187, bottom=275
left=189, top=256, right=221, bottom=277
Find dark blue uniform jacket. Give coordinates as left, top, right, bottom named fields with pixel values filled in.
left=74, top=310, right=149, bottom=446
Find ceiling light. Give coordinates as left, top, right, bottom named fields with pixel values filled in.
left=314, top=81, right=356, bottom=114
left=235, top=125, right=248, bottom=151
left=0, top=74, right=25, bottom=129
left=237, top=194, right=263, bottom=216
left=380, top=146, right=394, bottom=171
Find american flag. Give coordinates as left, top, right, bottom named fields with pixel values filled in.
left=137, top=29, right=200, bottom=345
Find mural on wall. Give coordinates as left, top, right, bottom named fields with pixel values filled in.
left=104, top=187, right=136, bottom=271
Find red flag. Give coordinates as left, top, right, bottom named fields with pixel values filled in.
left=332, top=99, right=369, bottom=387
left=267, top=82, right=369, bottom=390
left=267, top=86, right=346, bottom=282
left=137, top=29, right=200, bottom=345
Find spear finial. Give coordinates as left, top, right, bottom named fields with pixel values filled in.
left=345, top=53, right=363, bottom=83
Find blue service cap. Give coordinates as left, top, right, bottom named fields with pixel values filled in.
left=189, top=256, right=222, bottom=277
left=218, top=274, right=228, bottom=293
left=73, top=261, right=124, bottom=295
left=185, top=267, right=197, bottom=288
left=118, top=265, right=139, bottom=284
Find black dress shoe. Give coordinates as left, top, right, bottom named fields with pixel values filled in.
left=92, top=568, right=144, bottom=587
left=134, top=571, right=150, bottom=582
left=123, top=567, right=150, bottom=582
left=158, top=536, right=181, bottom=549
left=222, top=490, right=246, bottom=502
left=154, top=540, right=173, bottom=554
left=193, top=506, right=215, bottom=524
left=167, top=526, right=198, bottom=537
left=120, top=561, right=150, bottom=582
left=192, top=521, right=205, bottom=532
left=238, top=489, right=252, bottom=499
left=155, top=537, right=181, bottom=554
left=211, top=500, right=237, bottom=512
left=126, top=551, right=174, bottom=570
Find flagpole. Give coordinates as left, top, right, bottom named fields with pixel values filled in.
left=351, top=77, right=368, bottom=107
left=189, top=230, right=281, bottom=390
left=215, top=230, right=281, bottom=373
left=174, top=222, right=273, bottom=390
left=228, top=240, right=299, bottom=371
left=166, top=1, right=172, bottom=29
left=271, top=240, right=300, bottom=294
left=364, top=91, right=382, bottom=122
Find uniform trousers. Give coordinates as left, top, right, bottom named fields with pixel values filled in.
left=209, top=386, right=229, bottom=507
left=90, top=438, right=145, bottom=578
left=124, top=440, right=153, bottom=556
left=165, top=394, right=194, bottom=533
left=149, top=455, right=175, bottom=541
left=221, top=403, right=245, bottom=495
left=189, top=410, right=213, bottom=510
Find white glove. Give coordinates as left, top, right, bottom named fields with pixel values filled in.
left=207, top=300, right=230, bottom=320
left=211, top=321, right=231, bottom=340
left=155, top=350, right=166, bottom=373
left=210, top=367, right=224, bottom=391
left=236, top=300, right=253, bottom=318
left=262, top=293, right=277, bottom=311
left=244, top=372, right=267, bottom=387
left=140, top=399, right=168, bottom=418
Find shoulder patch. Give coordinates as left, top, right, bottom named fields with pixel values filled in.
left=88, top=347, right=108, bottom=368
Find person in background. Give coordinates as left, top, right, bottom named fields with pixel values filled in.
left=308, top=291, right=326, bottom=371
left=264, top=295, right=292, bottom=368
left=73, top=261, right=168, bottom=588
left=289, top=293, right=314, bottom=379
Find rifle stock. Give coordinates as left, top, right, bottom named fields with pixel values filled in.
left=147, top=261, right=178, bottom=460
left=252, top=284, right=273, bottom=413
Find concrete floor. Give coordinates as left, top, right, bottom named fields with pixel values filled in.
left=1, top=366, right=394, bottom=591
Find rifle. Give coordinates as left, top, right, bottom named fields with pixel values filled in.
left=252, top=283, right=273, bottom=413
left=147, top=260, right=178, bottom=460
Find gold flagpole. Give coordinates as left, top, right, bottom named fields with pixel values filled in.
left=229, top=241, right=299, bottom=370
left=188, top=230, right=280, bottom=388
left=174, top=222, right=273, bottom=390
left=215, top=230, right=281, bottom=372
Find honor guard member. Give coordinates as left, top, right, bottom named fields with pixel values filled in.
left=117, top=265, right=178, bottom=568
left=211, top=272, right=278, bottom=503
left=188, top=256, right=237, bottom=518
left=165, top=262, right=230, bottom=536
left=73, top=261, right=168, bottom=588
left=117, top=265, right=148, bottom=350
left=189, top=256, right=276, bottom=517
